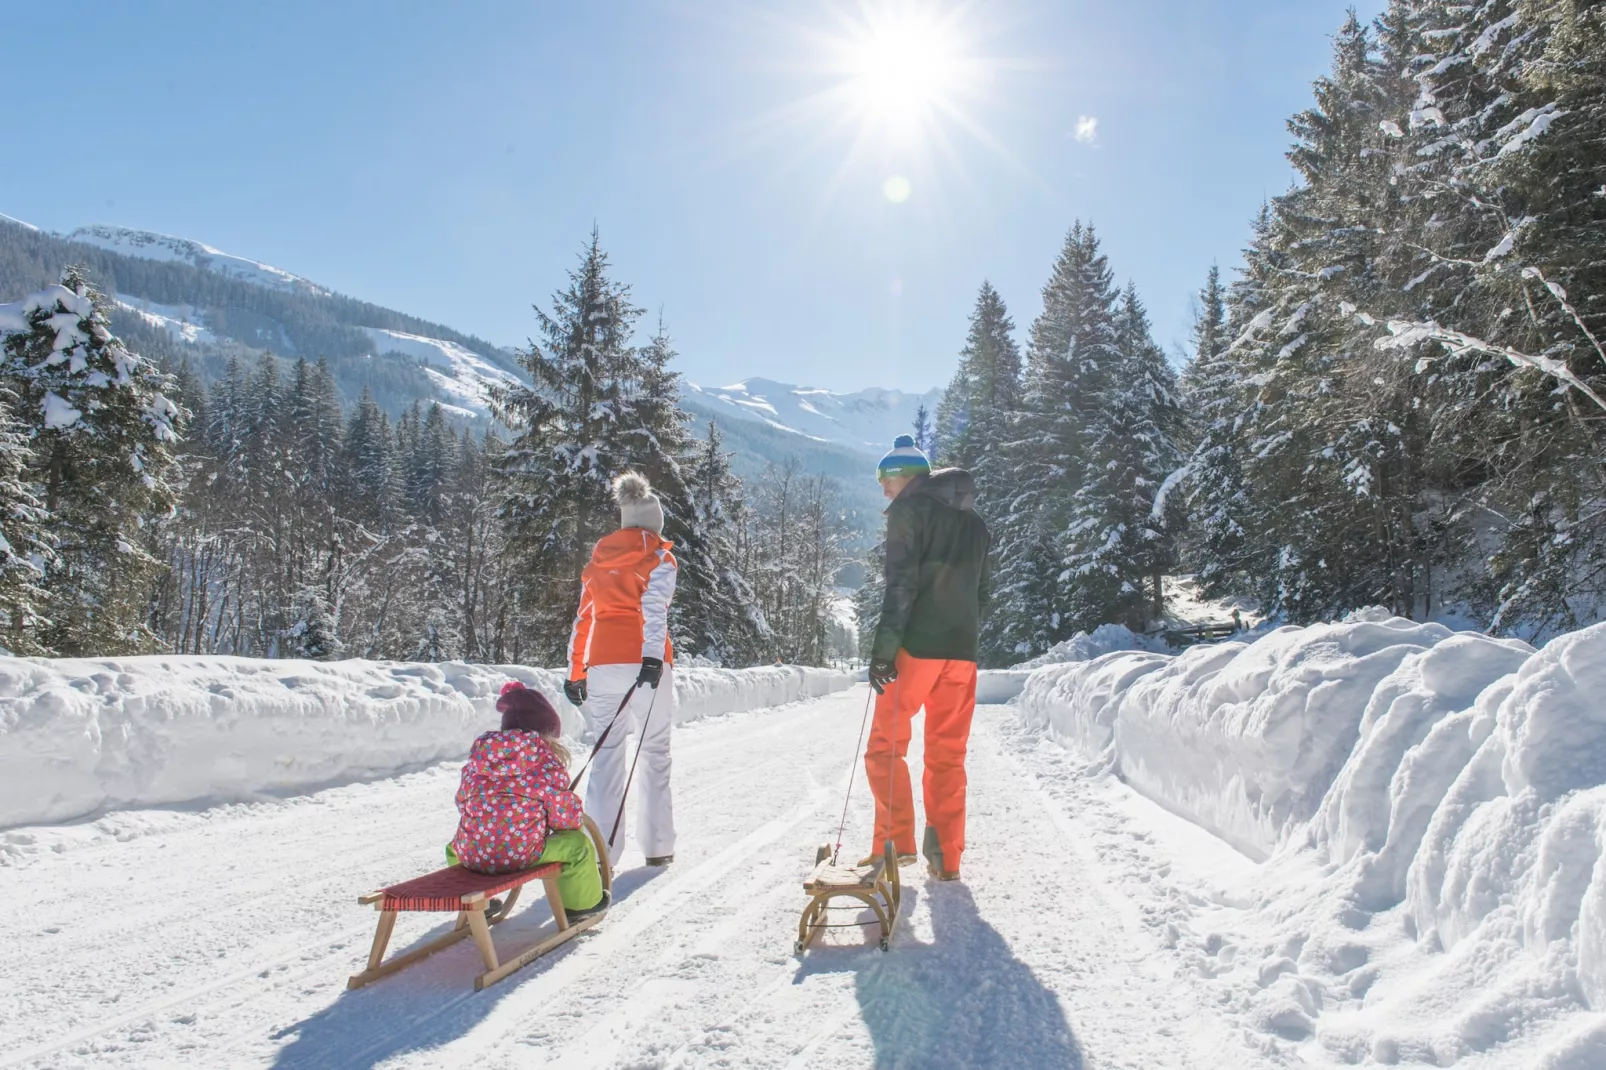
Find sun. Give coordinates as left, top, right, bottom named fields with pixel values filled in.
left=844, top=12, right=962, bottom=128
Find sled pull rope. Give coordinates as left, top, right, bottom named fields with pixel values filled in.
left=830, top=686, right=876, bottom=867
left=609, top=685, right=660, bottom=849
left=569, top=682, right=643, bottom=792
left=884, top=675, right=899, bottom=859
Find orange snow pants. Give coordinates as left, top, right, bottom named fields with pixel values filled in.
left=864, top=651, right=978, bottom=870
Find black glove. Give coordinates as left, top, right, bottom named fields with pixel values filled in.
left=869, top=659, right=898, bottom=695
left=637, top=657, right=664, bottom=689
left=563, top=678, right=587, bottom=707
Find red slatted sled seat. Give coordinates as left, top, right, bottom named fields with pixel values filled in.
left=347, top=815, right=613, bottom=992
left=377, top=863, right=561, bottom=911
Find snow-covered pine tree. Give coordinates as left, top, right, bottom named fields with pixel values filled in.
left=491, top=230, right=672, bottom=664
left=0, top=381, right=48, bottom=653
left=0, top=269, right=179, bottom=655
left=988, top=223, right=1120, bottom=654
left=682, top=419, right=770, bottom=664
left=1062, top=283, right=1181, bottom=631
left=1205, top=12, right=1430, bottom=624
left=1174, top=264, right=1249, bottom=600
left=341, top=386, right=397, bottom=524
left=1367, top=0, right=1606, bottom=632
left=629, top=324, right=768, bottom=665
left=937, top=281, right=1022, bottom=497
left=287, top=580, right=342, bottom=661
left=285, top=356, right=342, bottom=502
left=854, top=536, right=884, bottom=662
left=407, top=402, right=457, bottom=527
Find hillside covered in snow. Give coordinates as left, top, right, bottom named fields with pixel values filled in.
left=66, top=224, right=330, bottom=296
left=0, top=215, right=525, bottom=421
left=682, top=378, right=940, bottom=456
left=0, top=217, right=920, bottom=487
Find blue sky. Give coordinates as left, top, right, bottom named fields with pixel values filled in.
left=2, top=0, right=1381, bottom=393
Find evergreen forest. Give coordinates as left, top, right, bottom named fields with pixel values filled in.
left=3, top=0, right=1603, bottom=667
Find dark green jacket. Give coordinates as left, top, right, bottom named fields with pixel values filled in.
left=871, top=469, right=992, bottom=664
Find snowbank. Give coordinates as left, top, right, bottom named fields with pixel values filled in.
left=1019, top=611, right=1606, bottom=1063
left=0, top=656, right=852, bottom=829
left=1010, top=623, right=1169, bottom=670
left=977, top=670, right=1031, bottom=704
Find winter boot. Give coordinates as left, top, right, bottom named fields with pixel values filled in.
left=923, top=826, right=960, bottom=881
left=485, top=897, right=506, bottom=922
left=645, top=855, right=674, bottom=867
left=566, top=889, right=611, bottom=920
left=858, top=852, right=918, bottom=868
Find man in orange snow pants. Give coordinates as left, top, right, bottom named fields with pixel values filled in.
left=865, top=435, right=991, bottom=881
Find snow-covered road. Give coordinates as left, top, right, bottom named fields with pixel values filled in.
left=1, top=687, right=1280, bottom=1070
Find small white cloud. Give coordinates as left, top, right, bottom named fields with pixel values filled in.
left=1073, top=115, right=1099, bottom=144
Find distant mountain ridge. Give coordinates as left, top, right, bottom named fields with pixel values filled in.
left=0, top=215, right=932, bottom=509
left=66, top=225, right=329, bottom=296
left=0, top=215, right=525, bottom=420
left=682, top=378, right=940, bottom=457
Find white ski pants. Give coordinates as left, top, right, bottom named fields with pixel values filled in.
left=578, top=663, right=676, bottom=864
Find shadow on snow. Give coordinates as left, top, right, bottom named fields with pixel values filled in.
left=268, top=865, right=668, bottom=1070
left=796, top=882, right=1083, bottom=1070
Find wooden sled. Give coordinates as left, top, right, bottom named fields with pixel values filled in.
left=795, top=840, right=902, bottom=954
left=348, top=815, right=614, bottom=991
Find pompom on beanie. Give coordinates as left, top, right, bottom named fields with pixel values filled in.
left=613, top=472, right=665, bottom=534
left=497, top=681, right=562, bottom=736
left=877, top=434, right=931, bottom=480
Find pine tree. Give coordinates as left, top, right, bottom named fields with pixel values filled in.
left=0, top=382, right=48, bottom=653
left=910, top=403, right=934, bottom=456
left=1176, top=264, right=1251, bottom=599
left=988, top=224, right=1120, bottom=654
left=341, top=387, right=396, bottom=523
left=682, top=419, right=770, bottom=664
left=1062, top=283, right=1181, bottom=631
left=492, top=231, right=673, bottom=663
left=0, top=269, right=179, bottom=655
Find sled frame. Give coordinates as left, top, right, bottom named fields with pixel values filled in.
left=795, top=840, right=902, bottom=954
left=348, top=815, right=614, bottom=991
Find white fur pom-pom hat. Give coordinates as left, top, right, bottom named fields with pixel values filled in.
left=613, top=472, right=665, bottom=534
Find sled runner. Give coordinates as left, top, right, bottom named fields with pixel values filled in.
left=795, top=840, right=902, bottom=954
left=348, top=815, right=613, bottom=991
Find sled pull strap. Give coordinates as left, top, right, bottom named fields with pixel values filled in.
left=569, top=682, right=642, bottom=792
left=609, top=685, right=660, bottom=848
left=830, top=687, right=876, bottom=867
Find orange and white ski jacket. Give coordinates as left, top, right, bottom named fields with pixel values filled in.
left=567, top=528, right=677, bottom=680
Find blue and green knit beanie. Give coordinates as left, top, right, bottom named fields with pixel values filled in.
left=877, top=434, right=931, bottom=480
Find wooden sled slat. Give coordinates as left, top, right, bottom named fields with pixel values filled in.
left=805, top=856, right=885, bottom=891
left=796, top=841, right=902, bottom=955
left=348, top=815, right=611, bottom=991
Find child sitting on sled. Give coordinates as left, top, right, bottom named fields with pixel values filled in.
left=445, top=681, right=609, bottom=919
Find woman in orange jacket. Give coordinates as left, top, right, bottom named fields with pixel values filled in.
left=563, top=473, right=678, bottom=866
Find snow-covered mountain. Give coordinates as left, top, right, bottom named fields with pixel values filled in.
left=3, top=215, right=937, bottom=454
left=65, top=224, right=328, bottom=296
left=358, top=327, right=522, bottom=419
left=682, top=378, right=942, bottom=457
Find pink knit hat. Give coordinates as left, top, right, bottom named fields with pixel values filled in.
left=496, top=682, right=562, bottom=736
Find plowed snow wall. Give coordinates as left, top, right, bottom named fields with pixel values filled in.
left=1019, top=615, right=1606, bottom=1002
left=0, top=657, right=854, bottom=829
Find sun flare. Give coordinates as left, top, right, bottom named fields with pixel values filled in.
left=842, top=12, right=962, bottom=128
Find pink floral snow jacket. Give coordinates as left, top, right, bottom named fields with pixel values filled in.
left=451, top=730, right=584, bottom=874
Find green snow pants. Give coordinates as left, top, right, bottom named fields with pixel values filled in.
left=443, top=828, right=603, bottom=912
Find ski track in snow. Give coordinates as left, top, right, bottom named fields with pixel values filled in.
left=0, top=690, right=1285, bottom=1070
